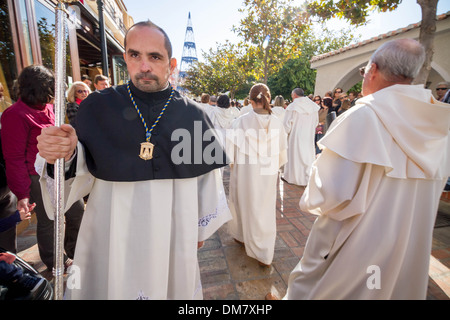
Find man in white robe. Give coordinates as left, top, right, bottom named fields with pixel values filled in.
left=35, top=21, right=231, bottom=300
left=282, top=88, right=319, bottom=186
left=280, top=39, right=450, bottom=300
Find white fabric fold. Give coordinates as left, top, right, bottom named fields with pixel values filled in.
left=319, top=85, right=450, bottom=179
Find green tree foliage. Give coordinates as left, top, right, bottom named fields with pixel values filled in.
left=183, top=41, right=255, bottom=98
left=233, top=0, right=308, bottom=84
left=268, top=26, right=357, bottom=99
left=306, top=0, right=402, bottom=26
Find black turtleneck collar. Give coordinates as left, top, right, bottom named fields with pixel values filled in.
left=127, top=80, right=172, bottom=104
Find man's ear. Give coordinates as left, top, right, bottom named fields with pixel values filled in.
left=170, top=58, right=177, bottom=73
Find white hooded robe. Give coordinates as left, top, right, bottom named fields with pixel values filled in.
left=283, top=97, right=319, bottom=186
left=226, top=110, right=288, bottom=265
left=285, top=85, right=450, bottom=300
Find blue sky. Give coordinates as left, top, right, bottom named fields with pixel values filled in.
left=122, top=0, right=450, bottom=64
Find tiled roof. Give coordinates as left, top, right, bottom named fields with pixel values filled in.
left=310, top=11, right=450, bottom=63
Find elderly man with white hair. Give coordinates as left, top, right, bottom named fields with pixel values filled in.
left=270, top=38, right=450, bottom=300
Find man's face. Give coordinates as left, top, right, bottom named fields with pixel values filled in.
left=94, top=80, right=109, bottom=91
left=436, top=84, right=448, bottom=99
left=123, top=26, right=176, bottom=92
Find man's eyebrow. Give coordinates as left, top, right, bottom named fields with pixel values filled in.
left=127, top=48, right=165, bottom=58
left=127, top=48, right=140, bottom=55
left=146, top=51, right=164, bottom=58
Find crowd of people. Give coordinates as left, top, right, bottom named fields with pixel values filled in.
left=0, top=19, right=449, bottom=301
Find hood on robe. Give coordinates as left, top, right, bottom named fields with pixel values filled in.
left=210, top=107, right=237, bottom=129
left=318, top=84, right=450, bottom=179
left=227, top=111, right=287, bottom=158
left=286, top=97, right=320, bottom=115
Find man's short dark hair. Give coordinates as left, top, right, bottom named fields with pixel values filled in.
left=18, top=65, right=54, bottom=106
left=94, top=74, right=108, bottom=84
left=217, top=94, right=230, bottom=109
left=124, top=20, right=173, bottom=59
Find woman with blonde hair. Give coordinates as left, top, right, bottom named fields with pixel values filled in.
left=239, top=96, right=252, bottom=116
left=227, top=83, right=288, bottom=267
left=272, top=95, right=286, bottom=121
left=66, top=81, right=91, bottom=126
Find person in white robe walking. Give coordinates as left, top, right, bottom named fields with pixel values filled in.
left=35, top=21, right=231, bottom=300
left=209, top=94, right=237, bottom=148
left=282, top=88, right=319, bottom=186
left=198, top=93, right=213, bottom=119
left=271, top=95, right=286, bottom=122
left=269, top=38, right=450, bottom=300
left=239, top=97, right=252, bottom=116
left=227, top=83, right=288, bottom=267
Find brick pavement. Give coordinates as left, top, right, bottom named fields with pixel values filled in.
left=15, top=167, right=450, bottom=300
left=198, top=167, right=450, bottom=300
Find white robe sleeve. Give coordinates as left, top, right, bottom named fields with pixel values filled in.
left=197, top=168, right=232, bottom=241
left=34, top=142, right=95, bottom=220
left=283, top=110, right=294, bottom=134
left=300, top=148, right=385, bottom=221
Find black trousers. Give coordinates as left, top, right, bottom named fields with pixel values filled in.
left=0, top=187, right=17, bottom=252
left=29, top=175, right=84, bottom=270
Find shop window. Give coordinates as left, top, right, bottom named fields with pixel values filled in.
left=34, top=0, right=72, bottom=78
left=112, top=55, right=128, bottom=85
left=0, top=0, right=18, bottom=112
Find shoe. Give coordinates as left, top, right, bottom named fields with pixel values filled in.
left=13, top=274, right=47, bottom=299
left=258, top=261, right=271, bottom=268
left=234, top=238, right=244, bottom=246
left=265, top=292, right=279, bottom=300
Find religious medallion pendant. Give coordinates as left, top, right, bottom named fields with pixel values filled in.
left=139, top=141, right=154, bottom=160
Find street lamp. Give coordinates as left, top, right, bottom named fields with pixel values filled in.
left=89, top=0, right=109, bottom=75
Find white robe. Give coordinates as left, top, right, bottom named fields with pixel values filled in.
left=285, top=85, right=450, bottom=300
left=198, top=103, right=212, bottom=119
left=230, top=107, right=240, bottom=118
left=35, top=143, right=231, bottom=300
left=226, top=110, right=288, bottom=265
left=271, top=106, right=286, bottom=122
left=239, top=105, right=253, bottom=116
left=283, top=97, right=319, bottom=186
left=209, top=107, right=237, bottom=147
